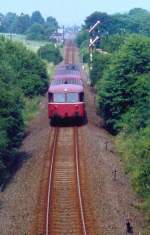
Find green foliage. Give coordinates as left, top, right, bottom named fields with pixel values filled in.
left=95, top=34, right=150, bottom=218
left=79, top=40, right=89, bottom=63
left=31, top=11, right=44, bottom=25
left=0, top=79, right=24, bottom=182
left=116, top=127, right=150, bottom=205
left=0, top=37, right=49, bottom=185
left=22, top=96, right=42, bottom=124
left=85, top=11, right=114, bottom=35
left=90, top=51, right=110, bottom=85
left=13, top=13, right=31, bottom=34
left=1, top=12, right=17, bottom=33
left=76, top=31, right=88, bottom=47
left=46, top=16, right=58, bottom=32
left=78, top=9, right=150, bottom=225
left=37, top=44, right=62, bottom=64
left=0, top=11, right=58, bottom=41
left=83, top=8, right=150, bottom=37
left=26, top=23, right=47, bottom=41
left=0, top=37, right=48, bottom=97
left=100, top=34, right=126, bottom=53
left=97, top=35, right=150, bottom=133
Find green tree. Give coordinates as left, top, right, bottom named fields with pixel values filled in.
left=14, top=13, right=31, bottom=34
left=46, top=16, right=58, bottom=31
left=31, top=11, right=45, bottom=25
left=76, top=31, right=88, bottom=47
left=100, top=34, right=126, bottom=53
left=37, top=44, right=62, bottom=64
left=2, top=12, right=17, bottom=33
left=97, top=35, right=150, bottom=133
left=90, top=51, right=110, bottom=85
left=26, top=23, right=45, bottom=40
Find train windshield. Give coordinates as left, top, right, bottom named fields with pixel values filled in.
left=66, top=93, right=79, bottom=103
left=53, top=93, right=65, bottom=102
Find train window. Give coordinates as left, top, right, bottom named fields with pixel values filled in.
left=48, top=93, right=53, bottom=102
left=67, top=93, right=79, bottom=103
left=79, top=92, right=84, bottom=102
left=53, top=93, right=65, bottom=102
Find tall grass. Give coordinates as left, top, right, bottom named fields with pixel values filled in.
left=22, top=96, right=42, bottom=125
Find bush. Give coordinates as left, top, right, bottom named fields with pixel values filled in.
left=116, top=126, right=150, bottom=197
left=0, top=80, right=24, bottom=182
left=37, top=44, right=62, bottom=64
left=0, top=37, right=48, bottom=97
left=90, top=51, right=110, bottom=86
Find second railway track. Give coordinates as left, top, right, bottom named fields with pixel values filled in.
left=45, top=127, right=87, bottom=235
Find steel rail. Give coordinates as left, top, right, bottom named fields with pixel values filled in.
left=45, top=128, right=59, bottom=235
left=74, top=127, right=87, bottom=235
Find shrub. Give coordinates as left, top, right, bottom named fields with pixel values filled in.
left=37, top=44, right=62, bottom=64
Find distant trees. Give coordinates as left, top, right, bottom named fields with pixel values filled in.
left=31, top=11, right=45, bottom=25
left=77, top=8, right=150, bottom=49
left=37, top=44, right=62, bottom=64
left=1, top=12, right=17, bottom=33
left=0, top=11, right=59, bottom=41
left=46, top=16, right=58, bottom=31
left=26, top=23, right=46, bottom=40
left=76, top=31, right=88, bottom=47
left=14, top=13, right=31, bottom=34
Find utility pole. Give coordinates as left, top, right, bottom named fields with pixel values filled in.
left=62, top=25, right=65, bottom=44
left=89, top=20, right=100, bottom=70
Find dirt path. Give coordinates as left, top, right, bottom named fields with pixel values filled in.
left=0, top=65, right=144, bottom=234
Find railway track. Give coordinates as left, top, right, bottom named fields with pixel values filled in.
left=34, top=42, right=95, bottom=235
left=64, top=41, right=75, bottom=64
left=44, top=127, right=87, bottom=235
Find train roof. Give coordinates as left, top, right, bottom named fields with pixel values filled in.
left=53, top=75, right=81, bottom=81
left=51, top=78, right=82, bottom=85
left=48, top=84, right=83, bottom=93
left=54, top=69, right=80, bottom=76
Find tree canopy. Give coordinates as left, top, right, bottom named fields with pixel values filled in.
left=37, top=44, right=63, bottom=64
left=0, top=11, right=59, bottom=41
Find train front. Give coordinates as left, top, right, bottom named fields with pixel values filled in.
left=48, top=84, right=85, bottom=125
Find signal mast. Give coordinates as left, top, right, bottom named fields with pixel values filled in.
left=89, top=20, right=100, bottom=70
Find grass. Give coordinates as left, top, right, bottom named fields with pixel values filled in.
left=0, top=33, right=50, bottom=52
left=47, top=63, right=55, bottom=80
left=22, top=96, right=43, bottom=125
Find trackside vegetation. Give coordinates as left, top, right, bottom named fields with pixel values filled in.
left=37, top=44, right=63, bottom=64
left=97, top=36, right=150, bottom=214
left=77, top=8, right=150, bottom=230
left=0, top=37, right=48, bottom=187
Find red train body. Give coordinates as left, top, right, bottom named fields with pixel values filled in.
left=48, top=83, right=86, bottom=124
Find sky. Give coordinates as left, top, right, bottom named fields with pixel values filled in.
left=0, top=0, right=150, bottom=25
